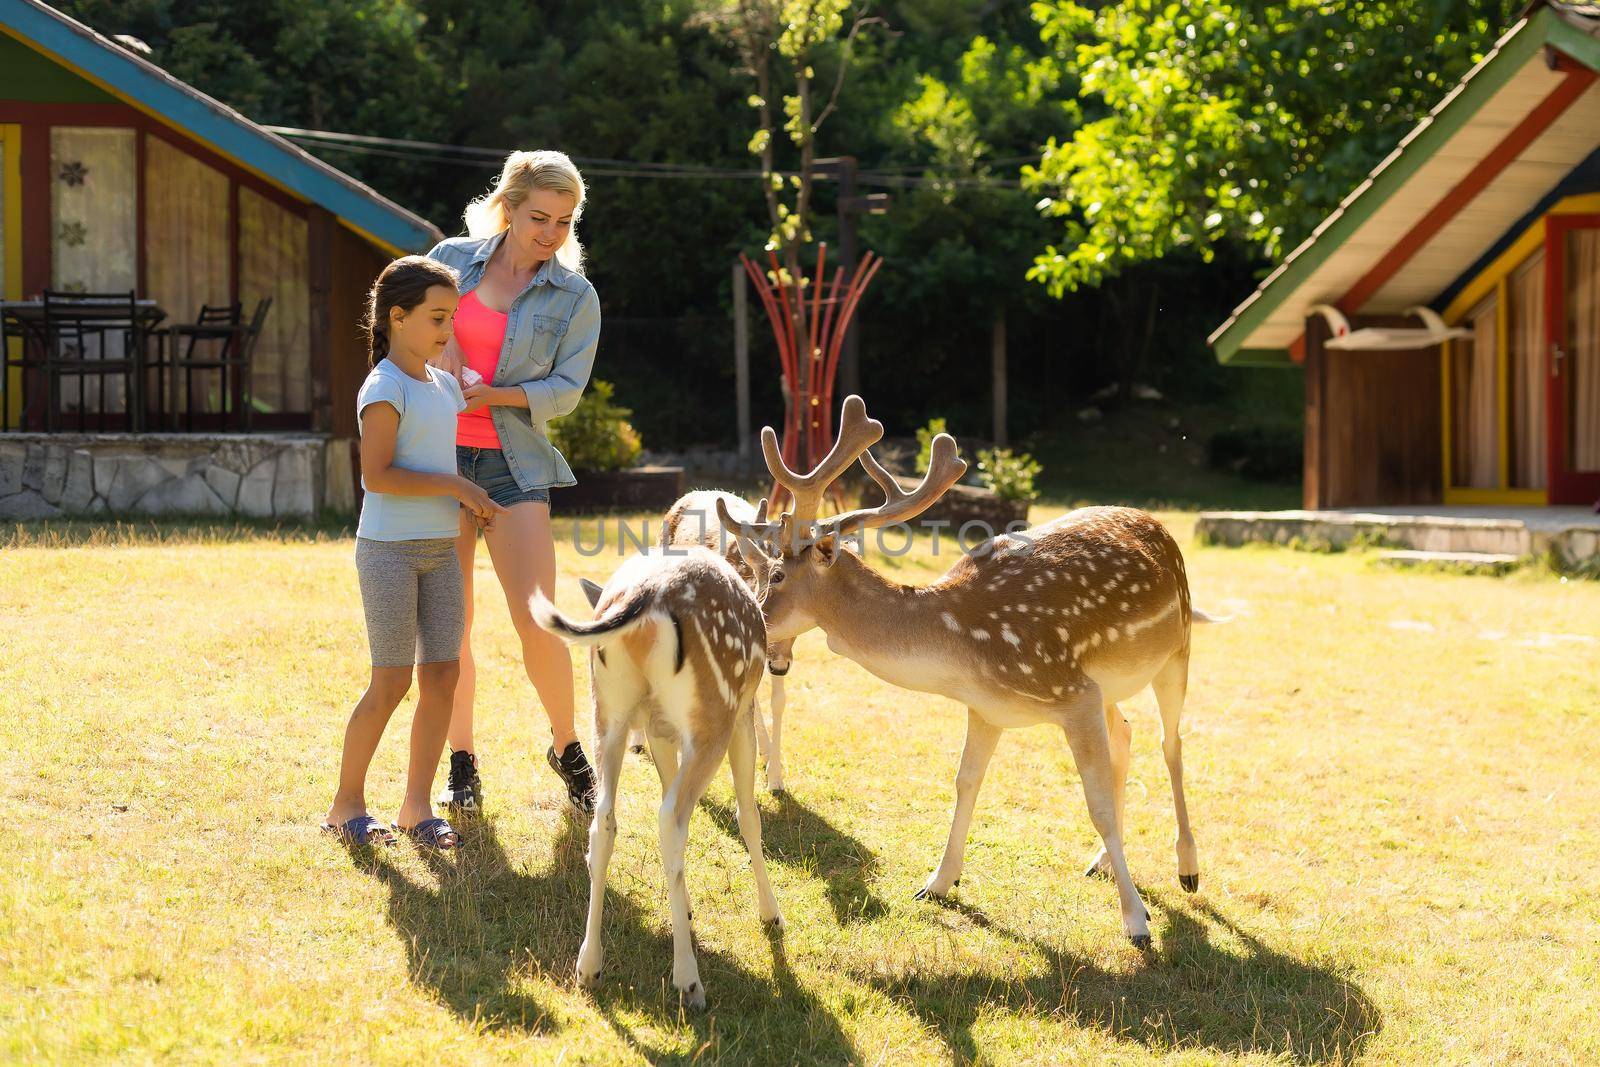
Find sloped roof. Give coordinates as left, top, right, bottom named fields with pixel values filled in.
left=1210, top=2, right=1600, bottom=365
left=1, top=0, right=443, bottom=253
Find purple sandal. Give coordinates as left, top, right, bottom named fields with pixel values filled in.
left=321, top=815, right=396, bottom=846
left=393, top=817, right=459, bottom=850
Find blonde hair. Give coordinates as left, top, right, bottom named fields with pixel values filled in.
left=463, top=150, right=587, bottom=273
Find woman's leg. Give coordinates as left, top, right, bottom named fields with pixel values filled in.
left=446, top=509, right=479, bottom=753
left=326, top=666, right=413, bottom=825
left=481, top=500, right=578, bottom=750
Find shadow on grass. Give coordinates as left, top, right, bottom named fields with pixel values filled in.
left=340, top=815, right=858, bottom=1064
left=701, top=791, right=889, bottom=925
left=862, top=893, right=1381, bottom=1065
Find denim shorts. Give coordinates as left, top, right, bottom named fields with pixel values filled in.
left=457, top=445, right=552, bottom=508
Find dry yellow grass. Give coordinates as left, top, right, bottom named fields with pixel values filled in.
left=1, top=508, right=1597, bottom=1064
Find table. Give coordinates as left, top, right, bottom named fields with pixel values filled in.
left=1, top=299, right=167, bottom=432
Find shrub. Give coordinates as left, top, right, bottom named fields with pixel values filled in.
left=547, top=379, right=642, bottom=472
left=975, top=448, right=1043, bottom=502
left=914, top=417, right=948, bottom=474
left=1206, top=425, right=1301, bottom=483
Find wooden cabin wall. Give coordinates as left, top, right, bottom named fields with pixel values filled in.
left=239, top=187, right=311, bottom=415
left=1304, top=314, right=1443, bottom=508
left=327, top=222, right=391, bottom=440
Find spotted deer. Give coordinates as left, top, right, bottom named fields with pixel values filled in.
left=656, top=491, right=797, bottom=791
left=718, top=395, right=1221, bottom=947
left=531, top=548, right=783, bottom=1008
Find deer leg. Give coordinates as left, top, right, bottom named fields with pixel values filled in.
left=644, top=711, right=680, bottom=794
left=765, top=671, right=788, bottom=794
left=1060, top=688, right=1151, bottom=947
left=660, top=743, right=724, bottom=1010
left=575, top=713, right=632, bottom=989
left=916, top=708, right=1002, bottom=901
left=751, top=687, right=771, bottom=761
left=1085, top=702, right=1132, bottom=879
left=728, top=707, right=783, bottom=927
left=1153, top=649, right=1199, bottom=892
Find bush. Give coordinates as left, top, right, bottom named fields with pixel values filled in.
left=914, top=417, right=948, bottom=474
left=1206, top=425, right=1301, bottom=483
left=975, top=448, right=1043, bottom=502
left=547, top=379, right=643, bottom=472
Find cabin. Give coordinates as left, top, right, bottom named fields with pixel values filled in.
left=1209, top=0, right=1600, bottom=513
left=0, top=0, right=442, bottom=519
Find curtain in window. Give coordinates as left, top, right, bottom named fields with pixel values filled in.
left=1507, top=250, right=1546, bottom=488
left=51, top=127, right=137, bottom=413
left=1568, top=230, right=1600, bottom=471
left=1452, top=295, right=1498, bottom=488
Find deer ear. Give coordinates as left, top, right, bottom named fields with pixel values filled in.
left=579, top=578, right=604, bottom=607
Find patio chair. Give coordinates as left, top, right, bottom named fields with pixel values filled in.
left=167, top=302, right=241, bottom=432
left=41, top=290, right=149, bottom=433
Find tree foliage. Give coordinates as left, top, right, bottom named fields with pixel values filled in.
left=1024, top=0, right=1522, bottom=296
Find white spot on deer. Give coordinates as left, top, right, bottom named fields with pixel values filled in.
left=989, top=611, right=1000, bottom=620
left=1105, top=627, right=1119, bottom=643
left=1018, top=663, right=1033, bottom=675
left=1001, top=625, right=1020, bottom=648
left=1090, top=632, right=1102, bottom=648
left=942, top=611, right=961, bottom=632
left=972, top=628, right=990, bottom=641
left=1119, top=601, right=1129, bottom=611
left=1052, top=684, right=1064, bottom=697
left=1055, top=625, right=1070, bottom=641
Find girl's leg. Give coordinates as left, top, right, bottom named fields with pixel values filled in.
left=446, top=509, right=479, bottom=753
left=399, top=543, right=466, bottom=835
left=326, top=666, right=413, bottom=826
left=482, top=501, right=578, bottom=750
left=397, top=658, right=462, bottom=831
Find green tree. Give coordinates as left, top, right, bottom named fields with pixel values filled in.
left=1022, top=1, right=1522, bottom=402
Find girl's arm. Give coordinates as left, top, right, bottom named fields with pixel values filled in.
left=463, top=287, right=600, bottom=417
left=359, top=402, right=501, bottom=524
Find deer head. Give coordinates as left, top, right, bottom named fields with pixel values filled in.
left=718, top=395, right=967, bottom=642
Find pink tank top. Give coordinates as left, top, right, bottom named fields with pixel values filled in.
left=454, top=289, right=508, bottom=448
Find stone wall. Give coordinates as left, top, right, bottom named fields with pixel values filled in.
left=0, top=433, right=354, bottom=520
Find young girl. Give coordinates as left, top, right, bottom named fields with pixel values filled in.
left=322, top=256, right=503, bottom=849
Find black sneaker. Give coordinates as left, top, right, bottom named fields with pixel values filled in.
left=547, top=741, right=596, bottom=815
left=437, top=749, right=482, bottom=814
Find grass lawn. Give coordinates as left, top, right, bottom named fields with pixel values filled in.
left=2, top=508, right=1597, bottom=1064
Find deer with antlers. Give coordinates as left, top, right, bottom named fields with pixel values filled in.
left=716, top=395, right=1217, bottom=947
left=530, top=549, right=782, bottom=1008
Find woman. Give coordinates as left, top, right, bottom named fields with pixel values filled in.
left=426, top=150, right=601, bottom=815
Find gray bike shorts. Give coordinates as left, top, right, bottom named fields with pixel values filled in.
left=354, top=536, right=464, bottom=667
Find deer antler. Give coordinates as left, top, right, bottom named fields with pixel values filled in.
left=815, top=433, right=967, bottom=543
left=761, top=394, right=884, bottom=531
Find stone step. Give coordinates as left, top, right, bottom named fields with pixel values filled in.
left=1376, top=550, right=1520, bottom=574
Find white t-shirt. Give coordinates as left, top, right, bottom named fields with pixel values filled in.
left=355, top=359, right=467, bottom=541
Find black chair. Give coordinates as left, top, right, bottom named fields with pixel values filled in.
left=41, top=290, right=148, bottom=433
left=162, top=297, right=272, bottom=431
left=167, top=302, right=240, bottom=432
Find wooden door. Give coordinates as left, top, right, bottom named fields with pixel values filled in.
left=1547, top=215, right=1600, bottom=505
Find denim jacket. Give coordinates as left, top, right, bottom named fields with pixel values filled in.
left=425, top=231, right=601, bottom=491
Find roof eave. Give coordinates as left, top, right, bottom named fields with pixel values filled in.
left=1208, top=5, right=1571, bottom=364
left=3, top=0, right=443, bottom=252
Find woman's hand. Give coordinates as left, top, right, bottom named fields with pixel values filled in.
left=431, top=335, right=466, bottom=382
left=462, top=382, right=515, bottom=412
left=454, top=476, right=506, bottom=531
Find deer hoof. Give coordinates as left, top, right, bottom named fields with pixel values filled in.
left=769, top=785, right=786, bottom=797
left=629, top=743, right=646, bottom=755
left=1130, top=933, right=1153, bottom=951
left=1179, top=873, right=1200, bottom=893
left=678, top=981, right=706, bottom=1011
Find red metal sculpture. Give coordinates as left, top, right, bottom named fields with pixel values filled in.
left=740, top=243, right=882, bottom=511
